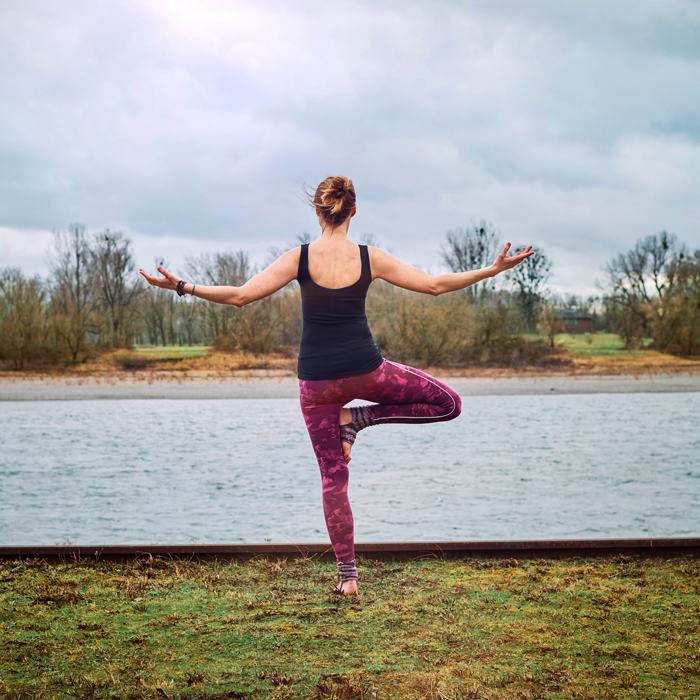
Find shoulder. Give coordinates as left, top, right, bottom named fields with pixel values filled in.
left=284, top=246, right=303, bottom=263
left=366, top=245, right=388, bottom=263
left=264, top=246, right=302, bottom=273
left=288, top=246, right=303, bottom=271
left=367, top=246, right=400, bottom=276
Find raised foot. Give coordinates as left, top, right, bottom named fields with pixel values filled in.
left=339, top=407, right=353, bottom=464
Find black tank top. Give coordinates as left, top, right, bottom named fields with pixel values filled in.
left=297, top=243, right=383, bottom=381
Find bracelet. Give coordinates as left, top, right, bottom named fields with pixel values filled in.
left=176, top=280, right=186, bottom=297
left=191, top=284, right=196, bottom=296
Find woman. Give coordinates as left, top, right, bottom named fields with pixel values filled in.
left=140, top=176, right=533, bottom=596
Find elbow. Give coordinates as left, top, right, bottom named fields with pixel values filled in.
left=428, top=279, right=442, bottom=296
left=229, top=291, right=246, bottom=307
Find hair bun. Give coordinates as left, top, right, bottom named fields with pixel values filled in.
left=304, top=175, right=356, bottom=229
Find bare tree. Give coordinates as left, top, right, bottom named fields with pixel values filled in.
left=48, top=224, right=97, bottom=361
left=538, top=299, right=561, bottom=348
left=441, top=222, right=501, bottom=299
left=508, top=246, right=551, bottom=332
left=139, top=258, right=175, bottom=346
left=367, top=282, right=466, bottom=366
left=673, top=250, right=700, bottom=355
left=227, top=296, right=281, bottom=353
left=185, top=251, right=251, bottom=341
left=603, top=231, right=684, bottom=348
left=177, top=295, right=202, bottom=346
left=0, top=268, right=46, bottom=369
left=92, top=229, right=144, bottom=347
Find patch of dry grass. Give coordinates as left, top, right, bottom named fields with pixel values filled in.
left=1, top=555, right=698, bottom=699
left=0, top=349, right=298, bottom=383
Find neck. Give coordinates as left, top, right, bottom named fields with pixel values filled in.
left=319, top=218, right=351, bottom=240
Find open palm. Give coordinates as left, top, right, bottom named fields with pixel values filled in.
left=492, top=244, right=534, bottom=275
left=139, top=266, right=179, bottom=291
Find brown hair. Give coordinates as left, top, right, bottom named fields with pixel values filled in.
left=304, top=175, right=356, bottom=229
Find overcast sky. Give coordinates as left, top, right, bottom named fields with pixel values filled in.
left=1, top=0, right=699, bottom=297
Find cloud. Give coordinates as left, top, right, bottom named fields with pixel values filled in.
left=0, top=0, right=698, bottom=296
left=0, top=227, right=55, bottom=278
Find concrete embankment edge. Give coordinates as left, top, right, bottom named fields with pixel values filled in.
left=2, top=372, right=700, bottom=400
left=2, top=538, right=698, bottom=562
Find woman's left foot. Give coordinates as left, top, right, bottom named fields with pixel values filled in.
left=335, top=580, right=359, bottom=595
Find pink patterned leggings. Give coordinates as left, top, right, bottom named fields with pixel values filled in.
left=299, top=359, right=462, bottom=563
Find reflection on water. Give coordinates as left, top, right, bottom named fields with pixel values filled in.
left=1, top=392, right=698, bottom=545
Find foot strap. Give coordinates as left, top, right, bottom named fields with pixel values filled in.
left=351, top=405, right=374, bottom=431
left=337, top=559, right=358, bottom=582
left=339, top=406, right=375, bottom=445
left=339, top=423, right=358, bottom=445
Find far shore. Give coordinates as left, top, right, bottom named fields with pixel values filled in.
left=1, top=367, right=699, bottom=400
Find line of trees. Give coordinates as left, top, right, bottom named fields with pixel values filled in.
left=368, top=222, right=558, bottom=366
left=1, top=222, right=698, bottom=370
left=602, top=231, right=700, bottom=354
left=0, top=224, right=303, bottom=369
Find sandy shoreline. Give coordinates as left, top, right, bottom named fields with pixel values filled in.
left=1, top=371, right=699, bottom=400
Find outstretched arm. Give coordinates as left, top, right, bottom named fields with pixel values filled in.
left=139, top=248, right=300, bottom=307
left=370, top=243, right=534, bottom=296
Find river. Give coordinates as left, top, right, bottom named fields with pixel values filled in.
left=1, top=392, right=698, bottom=545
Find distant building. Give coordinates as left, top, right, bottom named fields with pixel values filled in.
left=555, top=307, right=593, bottom=334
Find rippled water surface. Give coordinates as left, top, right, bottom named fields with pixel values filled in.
left=1, top=393, right=699, bottom=544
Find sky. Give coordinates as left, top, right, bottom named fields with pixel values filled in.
left=1, top=0, right=699, bottom=297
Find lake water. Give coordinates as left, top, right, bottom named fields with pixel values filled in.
left=1, top=393, right=699, bottom=545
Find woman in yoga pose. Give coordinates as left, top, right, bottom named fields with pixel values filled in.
left=140, top=176, right=533, bottom=595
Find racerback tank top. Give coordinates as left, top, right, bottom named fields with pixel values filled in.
left=296, top=243, right=383, bottom=381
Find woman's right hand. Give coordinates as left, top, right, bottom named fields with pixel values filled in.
left=139, top=265, right=179, bottom=291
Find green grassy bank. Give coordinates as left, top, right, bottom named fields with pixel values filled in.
left=551, top=333, right=654, bottom=358
left=131, top=346, right=210, bottom=359
left=1, top=556, right=698, bottom=699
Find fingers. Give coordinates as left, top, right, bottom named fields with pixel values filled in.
left=509, top=250, right=535, bottom=267
left=139, top=269, right=157, bottom=285
left=498, top=245, right=535, bottom=270
left=512, top=246, right=534, bottom=259
left=138, top=267, right=172, bottom=288
left=157, top=266, right=178, bottom=282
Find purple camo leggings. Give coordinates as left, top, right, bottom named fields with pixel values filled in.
left=299, top=359, right=462, bottom=563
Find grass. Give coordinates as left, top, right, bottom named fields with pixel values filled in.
left=1, top=555, right=699, bottom=699
left=551, top=334, right=654, bottom=358
left=506, top=333, right=699, bottom=376
left=131, top=346, right=211, bottom=359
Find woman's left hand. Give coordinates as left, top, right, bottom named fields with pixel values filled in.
left=491, top=244, right=534, bottom=275
left=139, top=265, right=179, bottom=291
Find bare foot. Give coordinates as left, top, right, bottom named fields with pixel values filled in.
left=339, top=407, right=353, bottom=464
left=337, top=579, right=359, bottom=595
